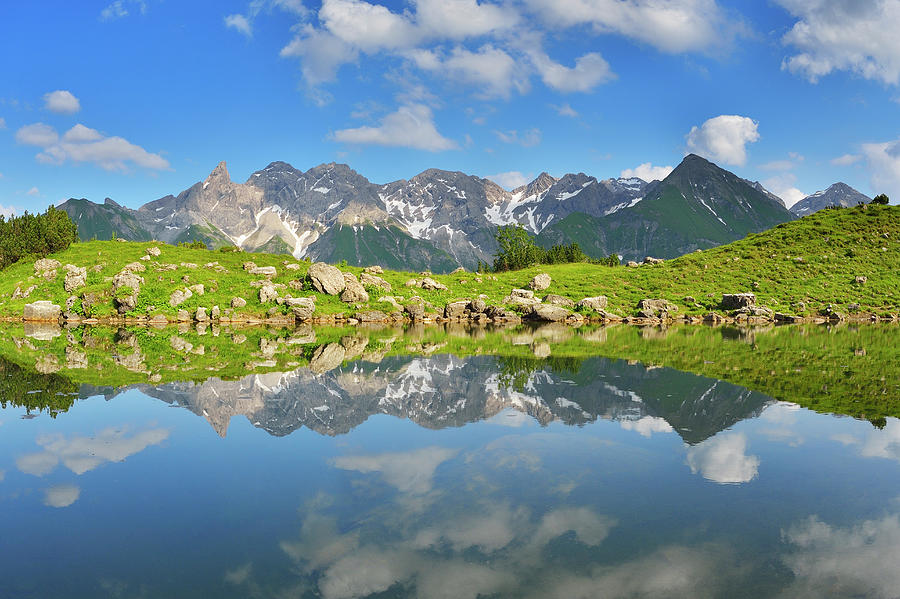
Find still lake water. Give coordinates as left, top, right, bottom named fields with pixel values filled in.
left=2, top=324, right=900, bottom=598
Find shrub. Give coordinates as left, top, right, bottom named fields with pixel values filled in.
left=872, top=193, right=890, bottom=205
left=0, top=205, right=78, bottom=270
left=490, top=224, right=604, bottom=271
left=179, top=240, right=207, bottom=250
left=219, top=245, right=242, bottom=253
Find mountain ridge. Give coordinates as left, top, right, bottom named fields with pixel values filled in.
left=59, top=154, right=834, bottom=268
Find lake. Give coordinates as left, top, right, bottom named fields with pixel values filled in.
left=1, top=322, right=899, bottom=598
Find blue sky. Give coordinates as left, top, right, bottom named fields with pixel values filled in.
left=2, top=0, right=900, bottom=214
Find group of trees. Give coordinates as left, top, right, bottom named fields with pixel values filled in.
left=486, top=224, right=619, bottom=272
left=0, top=206, right=78, bottom=270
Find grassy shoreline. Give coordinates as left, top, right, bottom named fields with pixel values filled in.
left=0, top=204, right=897, bottom=324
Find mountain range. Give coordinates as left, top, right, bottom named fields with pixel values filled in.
left=59, top=155, right=869, bottom=272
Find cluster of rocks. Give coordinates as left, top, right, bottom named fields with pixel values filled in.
left=625, top=256, right=665, bottom=267
left=14, top=254, right=888, bottom=328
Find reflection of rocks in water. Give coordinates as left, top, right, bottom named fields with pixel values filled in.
left=638, top=325, right=671, bottom=340
left=65, top=346, right=87, bottom=369
left=310, top=343, right=345, bottom=374
left=509, top=323, right=573, bottom=345
left=580, top=327, right=608, bottom=343
left=134, top=353, right=771, bottom=442
left=25, top=323, right=61, bottom=341
left=34, top=354, right=60, bottom=374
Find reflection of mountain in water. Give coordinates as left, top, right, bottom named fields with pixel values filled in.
left=120, top=354, right=770, bottom=443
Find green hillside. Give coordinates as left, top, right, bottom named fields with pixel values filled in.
left=171, top=222, right=233, bottom=249
left=0, top=204, right=897, bottom=321
left=59, top=198, right=152, bottom=242
left=309, top=223, right=459, bottom=274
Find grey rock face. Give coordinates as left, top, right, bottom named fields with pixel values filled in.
left=169, top=288, right=193, bottom=307
left=308, top=262, right=345, bottom=295
left=64, top=265, right=87, bottom=293
left=289, top=297, right=316, bottom=321
left=637, top=299, right=678, bottom=318
left=360, top=272, right=391, bottom=291
left=527, top=304, right=570, bottom=322
left=577, top=296, right=608, bottom=312
left=721, top=293, right=756, bottom=310
left=529, top=273, right=552, bottom=291
left=24, top=301, right=61, bottom=321
left=543, top=294, right=575, bottom=308
left=790, top=182, right=870, bottom=216
left=340, top=273, right=369, bottom=303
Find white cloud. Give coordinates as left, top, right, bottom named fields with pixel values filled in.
left=528, top=50, right=614, bottom=93
left=782, top=513, right=900, bottom=597
left=16, top=122, right=59, bottom=146
left=488, top=171, right=532, bottom=190
left=685, top=114, right=760, bottom=166
left=224, top=14, right=253, bottom=37
left=619, top=163, right=674, bottom=182
left=530, top=507, right=617, bottom=548
left=414, top=0, right=519, bottom=39
left=26, top=187, right=40, bottom=197
left=552, top=103, right=578, bottom=117
left=17, top=427, right=169, bottom=477
left=862, top=138, right=900, bottom=201
left=778, top=0, right=900, bottom=85
left=619, top=415, right=675, bottom=436
left=62, top=123, right=103, bottom=143
left=43, top=90, right=81, bottom=114
left=763, top=173, right=807, bottom=208
left=224, top=562, right=253, bottom=585
left=333, top=104, right=457, bottom=151
left=439, top=45, right=529, bottom=99
left=0, top=116, right=6, bottom=129
left=16, top=450, right=58, bottom=476
left=413, top=504, right=525, bottom=552
left=100, top=0, right=147, bottom=21
left=280, top=25, right=359, bottom=85
left=494, top=128, right=542, bottom=147
left=831, top=153, right=862, bottom=166
left=224, top=1, right=309, bottom=38
left=686, top=432, right=759, bottom=484
left=331, top=446, right=458, bottom=494
left=320, top=0, right=422, bottom=52
left=16, top=122, right=170, bottom=172
left=538, top=544, right=733, bottom=599
left=43, top=484, right=81, bottom=508
left=525, top=0, right=736, bottom=54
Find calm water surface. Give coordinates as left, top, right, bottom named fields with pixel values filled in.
left=2, top=326, right=900, bottom=598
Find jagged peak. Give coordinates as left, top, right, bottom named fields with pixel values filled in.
left=103, top=197, right=121, bottom=207
left=512, top=171, right=559, bottom=197
left=206, top=161, right=230, bottom=183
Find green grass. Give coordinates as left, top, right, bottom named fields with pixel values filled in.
left=0, top=204, right=897, bottom=320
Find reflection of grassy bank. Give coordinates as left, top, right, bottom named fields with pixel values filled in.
left=0, top=322, right=898, bottom=422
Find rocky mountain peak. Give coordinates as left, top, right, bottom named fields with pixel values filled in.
left=206, top=161, right=230, bottom=184
left=513, top=171, right=558, bottom=198
left=790, top=181, right=870, bottom=216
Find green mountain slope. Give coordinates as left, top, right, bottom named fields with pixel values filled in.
left=172, top=223, right=233, bottom=249
left=538, top=154, right=796, bottom=260
left=59, top=198, right=152, bottom=242
left=308, top=223, right=459, bottom=273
